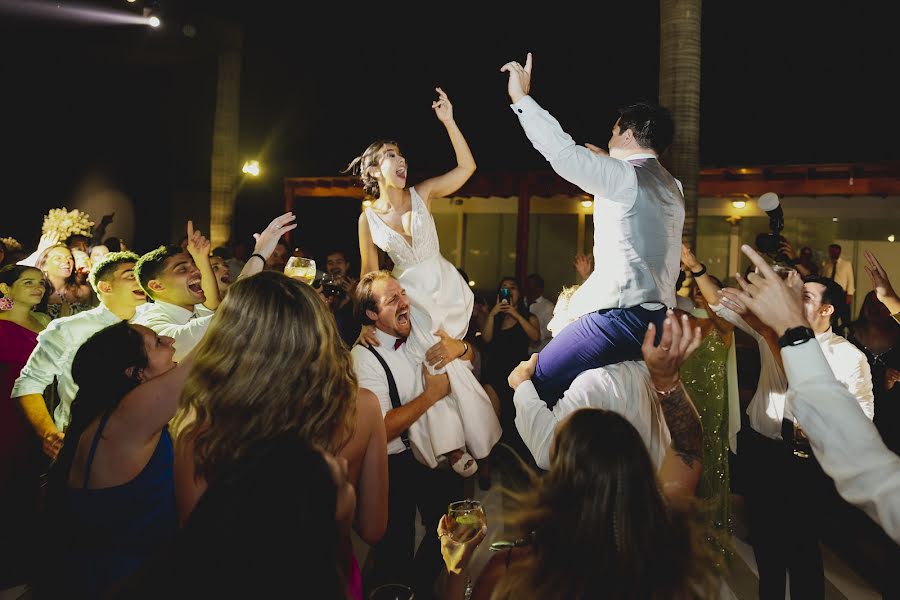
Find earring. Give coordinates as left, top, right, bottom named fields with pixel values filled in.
left=0, top=297, right=14, bottom=311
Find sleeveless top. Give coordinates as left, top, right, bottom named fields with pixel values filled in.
left=60, top=413, right=177, bottom=597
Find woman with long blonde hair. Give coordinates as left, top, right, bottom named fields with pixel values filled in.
left=173, top=271, right=386, bottom=599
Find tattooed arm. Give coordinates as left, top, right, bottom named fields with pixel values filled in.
left=641, top=310, right=704, bottom=501
left=656, top=383, right=704, bottom=500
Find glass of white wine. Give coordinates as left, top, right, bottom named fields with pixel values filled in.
left=447, top=499, right=486, bottom=543
left=284, top=256, right=316, bottom=285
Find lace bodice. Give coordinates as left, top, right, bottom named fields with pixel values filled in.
left=364, top=187, right=440, bottom=270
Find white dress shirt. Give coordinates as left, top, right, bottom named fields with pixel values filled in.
left=815, top=328, right=874, bottom=419
left=133, top=300, right=215, bottom=362
left=821, top=256, right=855, bottom=296
left=351, top=329, right=421, bottom=456
left=11, top=303, right=150, bottom=430
left=511, top=96, right=684, bottom=318
left=783, top=340, right=900, bottom=544
left=528, top=295, right=556, bottom=353
left=513, top=361, right=671, bottom=470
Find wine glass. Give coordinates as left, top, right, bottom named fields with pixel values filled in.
left=447, top=499, right=486, bottom=543
left=771, top=264, right=796, bottom=280
left=284, top=256, right=316, bottom=285
left=369, top=584, right=414, bottom=600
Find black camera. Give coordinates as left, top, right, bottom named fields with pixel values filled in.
left=756, top=192, right=791, bottom=264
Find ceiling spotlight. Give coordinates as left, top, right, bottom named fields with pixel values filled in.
left=241, top=160, right=260, bottom=177
left=468, top=280, right=476, bottom=287
left=127, top=0, right=137, bottom=3
left=889, top=235, right=896, bottom=243
left=148, top=15, right=160, bottom=27
left=731, top=199, right=747, bottom=209
left=832, top=217, right=839, bottom=222
left=580, top=199, right=593, bottom=208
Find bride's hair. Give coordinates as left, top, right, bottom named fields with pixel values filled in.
left=343, top=139, right=400, bottom=198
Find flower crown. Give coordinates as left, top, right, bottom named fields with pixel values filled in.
left=42, top=208, right=94, bottom=240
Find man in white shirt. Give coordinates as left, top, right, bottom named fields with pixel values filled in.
left=725, top=245, right=900, bottom=545
left=350, top=271, right=466, bottom=598
left=524, top=273, right=555, bottom=353
left=12, top=251, right=147, bottom=458
left=821, top=243, right=855, bottom=333
left=501, top=53, right=684, bottom=403
left=508, top=309, right=705, bottom=500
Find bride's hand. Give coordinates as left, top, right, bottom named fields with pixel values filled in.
left=432, top=87, right=454, bottom=123
left=355, top=324, right=380, bottom=348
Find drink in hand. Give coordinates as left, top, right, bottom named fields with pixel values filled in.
left=447, top=499, right=486, bottom=543
left=284, top=256, right=316, bottom=285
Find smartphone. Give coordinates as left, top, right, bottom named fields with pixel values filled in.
left=498, top=287, right=512, bottom=304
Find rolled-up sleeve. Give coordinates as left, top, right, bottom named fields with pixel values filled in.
left=784, top=341, right=900, bottom=543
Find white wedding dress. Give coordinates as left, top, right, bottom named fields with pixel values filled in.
left=365, top=187, right=501, bottom=468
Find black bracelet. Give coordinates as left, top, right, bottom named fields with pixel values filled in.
left=249, top=253, right=265, bottom=265
left=690, top=263, right=707, bottom=278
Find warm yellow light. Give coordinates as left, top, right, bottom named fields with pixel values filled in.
left=468, top=280, right=475, bottom=287
left=731, top=200, right=747, bottom=209
left=889, top=235, right=896, bottom=243
left=241, top=160, right=260, bottom=177
left=581, top=200, right=593, bottom=208
left=832, top=217, right=839, bottom=222
left=362, top=199, right=373, bottom=208
left=127, top=0, right=137, bottom=3
left=148, top=16, right=160, bottom=27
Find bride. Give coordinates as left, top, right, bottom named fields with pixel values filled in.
left=349, top=88, right=500, bottom=477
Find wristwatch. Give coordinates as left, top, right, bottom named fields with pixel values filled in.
left=778, top=326, right=815, bottom=348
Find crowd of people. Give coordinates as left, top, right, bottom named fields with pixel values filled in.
left=1, top=52, right=899, bottom=599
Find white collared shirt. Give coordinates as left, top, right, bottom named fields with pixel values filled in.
left=815, top=328, right=874, bottom=419
left=511, top=96, right=683, bottom=317
left=821, top=256, right=855, bottom=296
left=528, top=295, right=556, bottom=353
left=132, top=300, right=214, bottom=362
left=783, top=340, right=900, bottom=544
left=351, top=329, right=421, bottom=456
left=513, top=361, right=670, bottom=470
left=12, top=302, right=150, bottom=430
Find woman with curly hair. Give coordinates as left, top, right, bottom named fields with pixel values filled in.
left=173, top=271, right=386, bottom=599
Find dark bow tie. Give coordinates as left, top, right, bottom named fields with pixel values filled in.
left=393, top=338, right=407, bottom=350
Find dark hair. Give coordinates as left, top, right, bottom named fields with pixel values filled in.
left=66, top=234, right=90, bottom=247
left=493, top=408, right=715, bottom=599
left=829, top=243, right=842, bottom=251
left=354, top=270, right=394, bottom=326
left=46, top=322, right=147, bottom=506
left=135, top=245, right=182, bottom=299
left=675, top=269, right=687, bottom=291
left=0, top=264, right=42, bottom=291
left=103, top=237, right=123, bottom=253
left=212, top=246, right=231, bottom=260
left=803, top=275, right=847, bottom=327
left=325, top=249, right=349, bottom=262
left=343, top=139, right=402, bottom=198
left=493, top=277, right=531, bottom=341
left=88, top=251, right=140, bottom=293
left=107, top=435, right=344, bottom=599
left=525, top=273, right=545, bottom=290
left=616, top=101, right=675, bottom=156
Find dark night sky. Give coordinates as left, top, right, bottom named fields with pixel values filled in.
left=1, top=0, right=897, bottom=248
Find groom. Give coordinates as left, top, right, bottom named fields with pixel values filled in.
left=501, top=52, right=685, bottom=402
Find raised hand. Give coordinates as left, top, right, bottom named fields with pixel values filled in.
left=641, top=310, right=702, bottom=392
left=863, top=250, right=900, bottom=314
left=680, top=244, right=701, bottom=272
left=37, top=230, right=61, bottom=253
left=574, top=253, right=593, bottom=280
left=432, top=87, right=454, bottom=123
left=185, top=220, right=211, bottom=262
left=719, top=245, right=809, bottom=336
left=252, top=212, right=298, bottom=260
left=438, top=514, right=487, bottom=575
left=500, top=52, right=533, bottom=104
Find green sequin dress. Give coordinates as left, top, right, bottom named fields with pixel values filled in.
left=680, top=324, right=733, bottom=561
